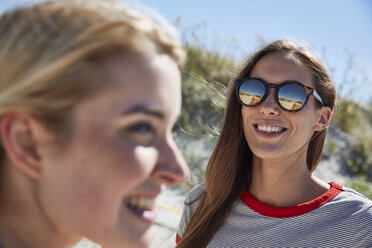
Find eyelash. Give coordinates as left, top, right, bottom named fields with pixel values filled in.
left=127, top=122, right=155, bottom=134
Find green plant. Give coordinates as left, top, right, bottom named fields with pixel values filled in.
left=181, top=152, right=207, bottom=190
left=334, top=99, right=361, bottom=134
left=334, top=98, right=372, bottom=179
left=346, top=175, right=372, bottom=200
left=177, top=45, right=236, bottom=137
left=326, top=138, right=336, bottom=156
left=343, top=142, right=371, bottom=175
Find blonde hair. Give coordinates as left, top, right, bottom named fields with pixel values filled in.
left=0, top=0, right=185, bottom=136
left=177, top=40, right=336, bottom=248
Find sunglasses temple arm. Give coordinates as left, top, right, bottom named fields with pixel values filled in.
left=312, top=90, right=324, bottom=105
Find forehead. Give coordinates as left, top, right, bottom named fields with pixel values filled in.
left=250, top=52, right=314, bottom=87
left=78, top=54, right=181, bottom=120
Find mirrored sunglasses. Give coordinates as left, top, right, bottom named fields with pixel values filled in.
left=235, top=77, right=324, bottom=112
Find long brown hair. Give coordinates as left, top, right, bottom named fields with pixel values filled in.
left=177, top=40, right=336, bottom=248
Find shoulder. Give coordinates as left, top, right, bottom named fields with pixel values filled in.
left=325, top=184, right=372, bottom=222
left=342, top=185, right=372, bottom=218
left=184, top=182, right=206, bottom=204
left=177, top=183, right=206, bottom=239
left=338, top=185, right=372, bottom=208
left=336, top=186, right=372, bottom=234
left=331, top=185, right=372, bottom=215
left=340, top=187, right=372, bottom=246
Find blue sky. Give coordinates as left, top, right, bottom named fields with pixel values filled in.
left=138, top=0, right=372, bottom=103
left=1, top=0, right=371, bottom=102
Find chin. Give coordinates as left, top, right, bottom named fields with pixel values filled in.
left=127, top=226, right=154, bottom=248
left=101, top=239, right=152, bottom=248
left=250, top=145, right=284, bottom=160
left=137, top=235, right=154, bottom=248
left=90, top=228, right=154, bottom=248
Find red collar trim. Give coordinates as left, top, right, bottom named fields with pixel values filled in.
left=241, top=182, right=343, bottom=218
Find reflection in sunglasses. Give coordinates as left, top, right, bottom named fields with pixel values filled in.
left=239, top=90, right=305, bottom=111
left=235, top=77, right=323, bottom=112
left=279, top=98, right=304, bottom=111
left=239, top=92, right=261, bottom=105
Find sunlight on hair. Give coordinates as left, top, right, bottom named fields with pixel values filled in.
left=126, top=0, right=180, bottom=40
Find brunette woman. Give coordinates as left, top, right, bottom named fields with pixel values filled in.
left=176, top=40, right=372, bottom=247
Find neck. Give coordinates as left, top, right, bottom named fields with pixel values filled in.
left=0, top=163, right=79, bottom=248
left=249, top=153, right=329, bottom=207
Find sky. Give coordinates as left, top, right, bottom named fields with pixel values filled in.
left=0, top=0, right=371, bottom=103
left=137, top=0, right=372, bottom=104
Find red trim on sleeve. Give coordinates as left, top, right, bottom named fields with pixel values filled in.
left=241, top=182, right=343, bottom=218
left=176, top=234, right=181, bottom=244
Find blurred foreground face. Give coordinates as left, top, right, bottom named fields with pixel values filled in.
left=37, top=54, right=189, bottom=248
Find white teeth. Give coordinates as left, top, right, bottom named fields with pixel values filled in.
left=257, top=125, right=283, bottom=133
left=125, top=197, right=156, bottom=210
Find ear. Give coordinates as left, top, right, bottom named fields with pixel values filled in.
left=313, top=106, right=332, bottom=132
left=0, top=111, right=49, bottom=180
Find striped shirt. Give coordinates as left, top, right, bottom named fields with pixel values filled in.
left=177, top=182, right=372, bottom=247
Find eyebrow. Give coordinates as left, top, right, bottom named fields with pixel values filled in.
left=121, top=105, right=165, bottom=119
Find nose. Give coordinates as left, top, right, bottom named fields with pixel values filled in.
left=259, top=88, right=280, bottom=116
left=151, top=136, right=189, bottom=186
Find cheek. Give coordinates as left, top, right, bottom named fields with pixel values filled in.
left=38, top=143, right=159, bottom=229
left=241, top=107, right=253, bottom=134
left=82, top=143, right=159, bottom=200
left=78, top=132, right=159, bottom=190
left=292, top=112, right=317, bottom=133
left=119, top=146, right=159, bottom=188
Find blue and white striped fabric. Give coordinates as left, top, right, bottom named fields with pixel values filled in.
left=177, top=182, right=372, bottom=247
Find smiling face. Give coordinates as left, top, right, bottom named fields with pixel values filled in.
left=241, top=52, right=324, bottom=162
left=36, top=54, right=189, bottom=248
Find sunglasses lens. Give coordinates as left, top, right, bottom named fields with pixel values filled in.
left=238, top=79, right=265, bottom=106
left=278, top=84, right=307, bottom=111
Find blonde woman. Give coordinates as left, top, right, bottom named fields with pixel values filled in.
left=176, top=40, right=372, bottom=247
left=0, top=0, right=189, bottom=247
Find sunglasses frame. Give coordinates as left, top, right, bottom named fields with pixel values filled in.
left=235, top=77, right=324, bottom=112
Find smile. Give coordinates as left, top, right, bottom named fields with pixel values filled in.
left=125, top=197, right=156, bottom=209
left=256, top=125, right=284, bottom=133
left=254, top=124, right=286, bottom=138
left=124, top=196, right=158, bottom=223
